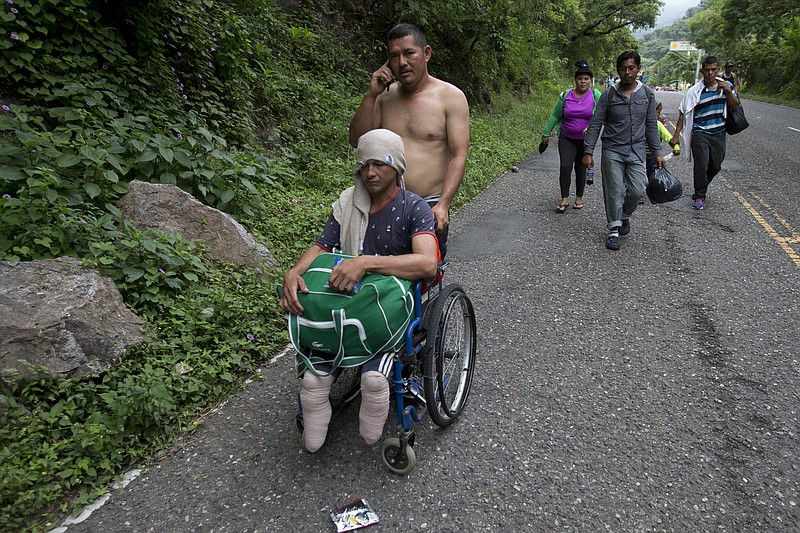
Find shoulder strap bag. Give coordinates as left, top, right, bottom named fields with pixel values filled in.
left=725, top=102, right=749, bottom=135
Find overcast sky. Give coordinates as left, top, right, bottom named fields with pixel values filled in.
left=656, top=0, right=703, bottom=27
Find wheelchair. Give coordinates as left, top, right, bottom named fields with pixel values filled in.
left=295, top=261, right=477, bottom=474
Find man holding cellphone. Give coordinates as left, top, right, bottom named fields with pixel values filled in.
left=671, top=56, right=741, bottom=210
left=349, top=23, right=470, bottom=258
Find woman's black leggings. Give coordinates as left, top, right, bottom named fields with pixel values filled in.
left=557, top=135, right=587, bottom=198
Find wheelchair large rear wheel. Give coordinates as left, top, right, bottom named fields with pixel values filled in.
left=422, top=283, right=476, bottom=427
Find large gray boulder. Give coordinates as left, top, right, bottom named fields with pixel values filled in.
left=0, top=257, right=146, bottom=380
left=118, top=180, right=275, bottom=269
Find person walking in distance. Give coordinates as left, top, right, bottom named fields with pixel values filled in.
left=349, top=23, right=470, bottom=259
left=582, top=51, right=664, bottom=251
left=721, top=59, right=739, bottom=93
left=671, top=56, right=741, bottom=210
left=540, top=60, right=602, bottom=213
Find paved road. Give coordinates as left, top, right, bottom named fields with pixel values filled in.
left=65, top=95, right=799, bottom=532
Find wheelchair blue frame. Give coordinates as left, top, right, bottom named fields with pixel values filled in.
left=392, top=277, right=437, bottom=436
left=391, top=281, right=424, bottom=439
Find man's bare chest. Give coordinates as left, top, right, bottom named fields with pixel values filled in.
left=382, top=99, right=447, bottom=142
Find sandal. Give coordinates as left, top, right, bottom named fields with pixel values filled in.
left=572, top=201, right=584, bottom=210
left=555, top=202, right=568, bottom=213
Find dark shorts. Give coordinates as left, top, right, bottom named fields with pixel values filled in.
left=303, top=352, right=394, bottom=379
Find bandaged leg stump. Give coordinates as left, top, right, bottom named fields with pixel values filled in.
left=359, top=371, right=390, bottom=445
left=300, top=372, right=334, bottom=452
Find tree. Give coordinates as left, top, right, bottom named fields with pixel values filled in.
left=639, top=18, right=691, bottom=63
left=686, top=0, right=800, bottom=98
left=565, top=0, right=663, bottom=44
left=651, top=50, right=697, bottom=86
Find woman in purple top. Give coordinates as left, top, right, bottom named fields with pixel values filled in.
left=541, top=61, right=602, bottom=212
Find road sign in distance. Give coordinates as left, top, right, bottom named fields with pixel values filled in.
left=670, top=41, right=698, bottom=51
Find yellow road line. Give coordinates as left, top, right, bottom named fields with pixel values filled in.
left=751, top=193, right=800, bottom=237
left=720, top=176, right=800, bottom=267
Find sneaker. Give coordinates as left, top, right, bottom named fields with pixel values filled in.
left=620, top=219, right=630, bottom=235
left=692, top=197, right=705, bottom=210
left=605, top=234, right=620, bottom=250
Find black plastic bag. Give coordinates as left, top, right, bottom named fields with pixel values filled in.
left=646, top=166, right=683, bottom=204
left=538, top=141, right=548, bottom=154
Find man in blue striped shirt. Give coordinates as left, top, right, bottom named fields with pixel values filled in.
left=671, top=56, right=741, bottom=210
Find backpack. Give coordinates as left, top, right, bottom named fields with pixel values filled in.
left=277, top=252, right=415, bottom=376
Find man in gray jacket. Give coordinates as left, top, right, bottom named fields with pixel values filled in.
left=582, top=51, right=665, bottom=251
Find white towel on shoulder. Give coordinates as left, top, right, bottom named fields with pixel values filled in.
left=679, top=81, right=704, bottom=162
left=332, top=180, right=370, bottom=256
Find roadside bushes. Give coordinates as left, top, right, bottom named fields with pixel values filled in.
left=0, top=0, right=558, bottom=530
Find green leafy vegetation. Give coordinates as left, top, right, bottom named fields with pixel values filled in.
left=637, top=0, right=800, bottom=105
left=693, top=0, right=800, bottom=102
left=0, top=0, right=633, bottom=530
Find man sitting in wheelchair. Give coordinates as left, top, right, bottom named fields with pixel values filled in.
left=279, top=129, right=439, bottom=453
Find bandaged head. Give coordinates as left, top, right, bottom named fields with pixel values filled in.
left=354, top=129, right=406, bottom=184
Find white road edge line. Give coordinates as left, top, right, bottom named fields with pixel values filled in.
left=789, top=127, right=800, bottom=132
left=270, top=344, right=293, bottom=364
left=48, top=470, right=144, bottom=532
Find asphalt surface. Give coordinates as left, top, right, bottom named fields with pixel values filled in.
left=63, top=93, right=800, bottom=532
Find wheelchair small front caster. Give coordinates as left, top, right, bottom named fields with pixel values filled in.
left=380, top=437, right=416, bottom=475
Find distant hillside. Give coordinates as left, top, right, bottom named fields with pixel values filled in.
left=638, top=17, right=692, bottom=62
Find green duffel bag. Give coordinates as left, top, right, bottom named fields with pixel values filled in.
left=277, top=252, right=415, bottom=376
